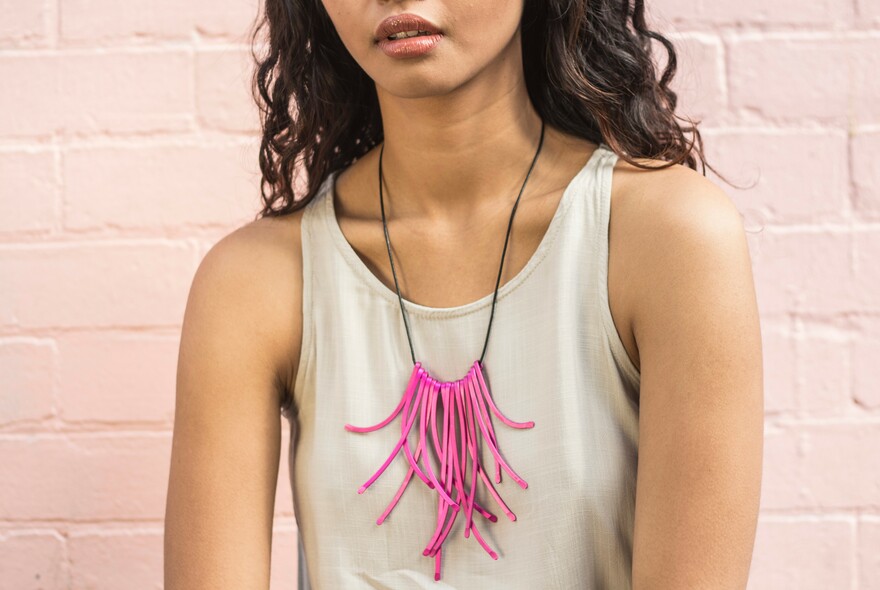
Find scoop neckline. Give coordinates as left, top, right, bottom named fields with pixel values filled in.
left=322, top=142, right=610, bottom=317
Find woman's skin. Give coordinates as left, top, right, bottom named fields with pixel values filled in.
left=164, top=1, right=764, bottom=589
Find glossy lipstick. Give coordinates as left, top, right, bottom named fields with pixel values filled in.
left=374, top=14, right=443, bottom=59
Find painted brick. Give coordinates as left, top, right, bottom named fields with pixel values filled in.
left=61, top=0, right=194, bottom=41
left=853, top=43, right=880, bottom=125
left=0, top=339, right=55, bottom=426
left=196, top=48, right=262, bottom=133
left=68, top=529, right=163, bottom=589
left=60, top=0, right=261, bottom=42
left=853, top=231, right=880, bottom=314
left=56, top=332, right=177, bottom=424
left=58, top=51, right=194, bottom=135
left=859, top=0, right=880, bottom=22
left=710, top=133, right=849, bottom=224
left=63, top=141, right=259, bottom=230
left=652, top=0, right=854, bottom=27
left=852, top=132, right=880, bottom=221
left=751, top=230, right=852, bottom=316
left=796, top=325, right=852, bottom=414
left=748, top=518, right=853, bottom=590
left=270, top=524, right=299, bottom=587
left=762, top=424, right=880, bottom=510
left=798, top=424, right=880, bottom=509
left=0, top=241, right=197, bottom=329
left=858, top=518, right=880, bottom=589
left=192, top=0, right=263, bottom=39
left=0, top=149, right=58, bottom=234
left=761, top=326, right=796, bottom=413
left=760, top=427, right=802, bottom=511
left=853, top=317, right=880, bottom=409
left=0, top=532, right=66, bottom=589
left=276, top=428, right=294, bottom=517
left=729, top=37, right=880, bottom=124
left=0, top=51, right=192, bottom=138
left=0, top=56, right=59, bottom=138
left=0, top=0, right=51, bottom=47
left=0, top=435, right=170, bottom=520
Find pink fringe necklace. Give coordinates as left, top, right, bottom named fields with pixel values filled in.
left=343, top=119, right=546, bottom=581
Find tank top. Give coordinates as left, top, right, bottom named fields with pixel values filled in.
left=282, top=142, right=641, bottom=589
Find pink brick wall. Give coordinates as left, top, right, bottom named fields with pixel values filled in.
left=0, top=0, right=877, bottom=588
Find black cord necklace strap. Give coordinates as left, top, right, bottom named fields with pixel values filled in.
left=378, top=118, right=547, bottom=366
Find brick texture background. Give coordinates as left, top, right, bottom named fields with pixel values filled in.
left=0, top=0, right=877, bottom=588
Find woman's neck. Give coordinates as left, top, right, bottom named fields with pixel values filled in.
left=373, top=83, right=556, bottom=221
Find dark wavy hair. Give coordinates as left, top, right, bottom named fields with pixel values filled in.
left=248, top=0, right=739, bottom=220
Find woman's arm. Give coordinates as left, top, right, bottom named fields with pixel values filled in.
left=626, top=169, right=764, bottom=589
left=164, top=217, right=303, bottom=589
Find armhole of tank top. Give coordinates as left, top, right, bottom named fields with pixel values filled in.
left=289, top=197, right=315, bottom=418
left=595, top=149, right=642, bottom=389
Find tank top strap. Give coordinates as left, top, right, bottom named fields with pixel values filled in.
left=285, top=182, right=329, bottom=420
left=575, top=141, right=617, bottom=240
left=585, top=143, right=641, bottom=387
left=588, top=141, right=619, bottom=267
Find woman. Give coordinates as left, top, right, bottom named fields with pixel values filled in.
left=164, top=0, right=764, bottom=588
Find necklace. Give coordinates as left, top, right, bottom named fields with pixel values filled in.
left=344, top=118, right=545, bottom=582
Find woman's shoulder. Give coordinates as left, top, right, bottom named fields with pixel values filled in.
left=608, top=149, right=750, bottom=333
left=611, top=153, right=745, bottom=270
left=191, top=209, right=308, bottom=406
left=200, top=211, right=306, bottom=315
left=608, top=151, right=743, bottom=253
left=604, top=149, right=745, bottom=370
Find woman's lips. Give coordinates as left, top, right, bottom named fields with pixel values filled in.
left=376, top=33, right=443, bottom=58
left=374, top=13, right=442, bottom=42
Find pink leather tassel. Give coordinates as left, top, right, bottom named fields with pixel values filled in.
left=344, top=359, right=535, bottom=581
